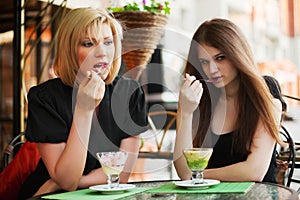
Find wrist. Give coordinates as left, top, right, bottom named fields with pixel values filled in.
left=178, top=108, right=194, bottom=120
left=74, top=105, right=95, bottom=115
left=73, top=106, right=94, bottom=127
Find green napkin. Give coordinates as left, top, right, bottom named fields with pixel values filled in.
left=147, top=182, right=254, bottom=194
left=42, top=187, right=149, bottom=200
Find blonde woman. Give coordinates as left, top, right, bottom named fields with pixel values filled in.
left=19, top=8, right=148, bottom=198
left=174, top=18, right=284, bottom=183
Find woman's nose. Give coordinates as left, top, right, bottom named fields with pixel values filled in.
left=210, top=61, right=218, bottom=73
left=94, top=44, right=106, bottom=57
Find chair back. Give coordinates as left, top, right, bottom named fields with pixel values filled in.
left=138, top=110, right=177, bottom=159
left=1, top=132, right=26, bottom=171
left=0, top=132, right=40, bottom=199
left=277, top=125, right=296, bottom=187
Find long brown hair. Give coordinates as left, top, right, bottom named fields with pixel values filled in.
left=185, top=18, right=283, bottom=154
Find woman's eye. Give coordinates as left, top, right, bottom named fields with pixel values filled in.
left=216, top=55, right=225, bottom=61
left=199, top=59, right=208, bottom=65
left=104, top=40, right=113, bottom=46
left=82, top=41, right=94, bottom=47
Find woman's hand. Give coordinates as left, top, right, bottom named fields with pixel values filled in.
left=77, top=70, right=105, bottom=111
left=179, top=73, right=203, bottom=116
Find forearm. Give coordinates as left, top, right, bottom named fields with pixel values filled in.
left=35, top=168, right=108, bottom=194
left=173, top=108, right=194, bottom=180
left=54, top=106, right=94, bottom=190
left=34, top=179, right=61, bottom=197
left=205, top=161, right=268, bottom=182
left=78, top=168, right=108, bottom=188
left=119, top=136, right=140, bottom=183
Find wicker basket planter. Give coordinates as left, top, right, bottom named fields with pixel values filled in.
left=113, top=11, right=168, bottom=75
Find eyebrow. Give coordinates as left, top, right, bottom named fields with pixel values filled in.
left=103, top=36, right=113, bottom=40
left=199, top=52, right=223, bottom=60
left=214, top=52, right=223, bottom=58
left=82, top=36, right=113, bottom=41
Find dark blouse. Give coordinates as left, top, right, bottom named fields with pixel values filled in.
left=206, top=76, right=282, bottom=184
left=207, top=131, right=277, bottom=183
left=18, top=76, right=148, bottom=199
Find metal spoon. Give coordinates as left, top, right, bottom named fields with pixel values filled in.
left=88, top=68, right=106, bottom=79
left=183, top=78, right=213, bottom=83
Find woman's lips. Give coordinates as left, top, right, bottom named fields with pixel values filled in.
left=93, top=63, right=108, bottom=74
left=210, top=76, right=222, bottom=83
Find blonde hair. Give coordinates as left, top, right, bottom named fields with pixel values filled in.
left=53, top=8, right=123, bottom=86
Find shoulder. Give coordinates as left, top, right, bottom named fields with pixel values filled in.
left=28, top=78, right=72, bottom=103
left=28, top=78, right=66, bottom=93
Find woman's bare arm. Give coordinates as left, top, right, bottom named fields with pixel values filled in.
left=203, top=99, right=282, bottom=182
left=174, top=74, right=203, bottom=180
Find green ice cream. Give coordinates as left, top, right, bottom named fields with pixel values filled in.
left=184, top=149, right=213, bottom=171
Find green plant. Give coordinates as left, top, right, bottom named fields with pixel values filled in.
left=108, top=0, right=171, bottom=15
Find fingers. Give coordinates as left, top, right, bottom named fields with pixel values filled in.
left=183, top=73, right=202, bottom=91
left=80, top=71, right=92, bottom=86
left=181, top=73, right=203, bottom=104
left=194, top=83, right=203, bottom=98
left=190, top=80, right=200, bottom=90
left=83, top=70, right=105, bottom=100
left=87, top=71, right=101, bottom=81
left=183, top=73, right=196, bottom=87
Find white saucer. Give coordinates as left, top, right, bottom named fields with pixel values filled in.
left=175, top=179, right=220, bottom=189
left=89, top=184, right=136, bottom=194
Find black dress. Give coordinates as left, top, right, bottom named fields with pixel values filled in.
left=207, top=131, right=277, bottom=183
left=18, top=76, right=148, bottom=199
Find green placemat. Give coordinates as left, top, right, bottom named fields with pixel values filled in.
left=147, top=182, right=254, bottom=194
left=42, top=187, right=150, bottom=200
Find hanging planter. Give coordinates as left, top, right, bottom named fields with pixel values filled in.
left=109, top=0, right=170, bottom=79
left=113, top=11, right=168, bottom=72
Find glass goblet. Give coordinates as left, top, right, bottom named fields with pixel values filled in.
left=184, top=148, right=213, bottom=184
left=96, top=151, right=128, bottom=189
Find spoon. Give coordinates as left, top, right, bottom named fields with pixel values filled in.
left=183, top=78, right=213, bottom=83
left=96, top=68, right=106, bottom=75
left=88, top=68, right=106, bottom=79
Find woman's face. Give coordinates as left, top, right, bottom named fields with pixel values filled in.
left=77, top=23, right=115, bottom=81
left=198, top=44, right=238, bottom=88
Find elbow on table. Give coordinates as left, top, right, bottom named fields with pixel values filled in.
left=248, top=174, right=264, bottom=182
left=57, top=178, right=79, bottom=192
left=60, top=183, right=78, bottom=192
left=245, top=168, right=266, bottom=182
left=173, top=168, right=190, bottom=180
left=174, top=164, right=191, bottom=180
left=178, top=173, right=192, bottom=181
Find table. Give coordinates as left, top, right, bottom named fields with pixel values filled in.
left=134, top=181, right=299, bottom=199
left=30, top=180, right=299, bottom=200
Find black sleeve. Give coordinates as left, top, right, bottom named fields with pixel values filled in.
left=128, top=81, right=149, bottom=133
left=25, top=85, right=69, bottom=143
left=110, top=77, right=149, bottom=139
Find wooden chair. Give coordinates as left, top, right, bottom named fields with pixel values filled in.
left=138, top=110, right=177, bottom=159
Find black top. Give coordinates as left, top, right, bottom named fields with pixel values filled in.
left=18, top=76, right=148, bottom=199
left=205, top=76, right=282, bottom=184
left=207, top=131, right=277, bottom=183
